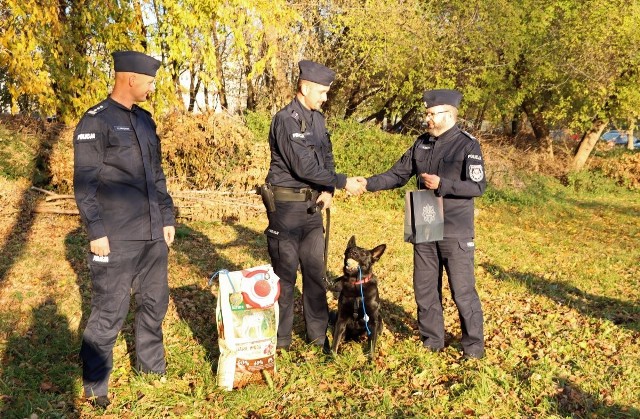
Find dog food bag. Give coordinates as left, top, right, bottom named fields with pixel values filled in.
left=212, top=265, right=280, bottom=390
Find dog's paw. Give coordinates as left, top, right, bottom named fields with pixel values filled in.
left=326, top=278, right=343, bottom=293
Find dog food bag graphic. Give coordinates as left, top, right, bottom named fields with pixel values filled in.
left=212, top=265, right=280, bottom=390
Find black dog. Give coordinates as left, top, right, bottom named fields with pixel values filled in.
left=330, top=235, right=386, bottom=360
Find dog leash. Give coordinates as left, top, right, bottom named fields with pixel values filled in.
left=323, top=206, right=330, bottom=283
left=358, top=266, right=372, bottom=336
left=209, top=269, right=234, bottom=289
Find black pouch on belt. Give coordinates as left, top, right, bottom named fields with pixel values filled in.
left=257, top=183, right=276, bottom=213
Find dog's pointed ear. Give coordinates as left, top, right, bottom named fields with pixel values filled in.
left=347, top=235, right=356, bottom=248
left=370, top=244, right=386, bottom=262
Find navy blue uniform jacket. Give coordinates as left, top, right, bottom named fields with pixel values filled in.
left=366, top=125, right=486, bottom=238
left=73, top=97, right=175, bottom=241
left=265, top=97, right=347, bottom=191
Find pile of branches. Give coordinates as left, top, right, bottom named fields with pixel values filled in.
left=46, top=110, right=269, bottom=221
left=31, top=187, right=265, bottom=222
left=170, top=189, right=264, bottom=222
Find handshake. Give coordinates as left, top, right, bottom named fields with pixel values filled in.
left=345, top=176, right=368, bottom=196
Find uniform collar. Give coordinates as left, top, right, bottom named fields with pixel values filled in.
left=293, top=97, right=314, bottom=124
left=107, top=96, right=144, bottom=114
left=425, top=124, right=460, bottom=143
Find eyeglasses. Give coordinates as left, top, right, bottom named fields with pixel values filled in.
left=425, top=110, right=449, bottom=119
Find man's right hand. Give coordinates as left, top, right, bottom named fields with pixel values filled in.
left=90, top=236, right=110, bottom=256
left=345, top=177, right=367, bottom=196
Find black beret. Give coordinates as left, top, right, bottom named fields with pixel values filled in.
left=112, top=51, right=161, bottom=77
left=423, top=89, right=463, bottom=109
left=298, top=60, right=336, bottom=86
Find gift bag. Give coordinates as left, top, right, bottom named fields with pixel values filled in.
left=404, top=189, right=444, bottom=243
left=211, top=264, right=280, bottom=390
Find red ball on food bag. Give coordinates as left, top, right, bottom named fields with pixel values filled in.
left=254, top=279, right=271, bottom=297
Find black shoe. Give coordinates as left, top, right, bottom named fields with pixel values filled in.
left=462, top=351, right=484, bottom=360
left=276, top=344, right=290, bottom=354
left=89, top=395, right=110, bottom=408
left=423, top=343, right=443, bottom=353
left=308, top=336, right=331, bottom=355
left=328, top=311, right=338, bottom=328
left=321, top=338, right=331, bottom=355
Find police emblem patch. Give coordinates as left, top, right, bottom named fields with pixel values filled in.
left=422, top=204, right=436, bottom=224
left=469, top=165, right=484, bottom=182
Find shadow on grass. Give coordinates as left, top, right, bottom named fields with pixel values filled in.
left=64, top=227, right=149, bottom=380
left=560, top=196, right=640, bottom=219
left=169, top=221, right=276, bottom=373
left=0, top=299, right=80, bottom=418
left=482, top=263, right=639, bottom=332
left=549, top=376, right=640, bottom=418
left=64, top=220, right=262, bottom=380
left=0, top=120, right=63, bottom=289
left=379, top=298, right=416, bottom=338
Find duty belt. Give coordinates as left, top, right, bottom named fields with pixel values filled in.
left=271, top=186, right=318, bottom=202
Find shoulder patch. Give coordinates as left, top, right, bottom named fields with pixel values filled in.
left=290, top=110, right=307, bottom=133
left=86, top=103, right=108, bottom=116
left=461, top=130, right=478, bottom=141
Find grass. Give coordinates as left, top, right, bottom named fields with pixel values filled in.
left=0, top=119, right=639, bottom=418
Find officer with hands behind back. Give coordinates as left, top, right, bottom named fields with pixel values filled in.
left=73, top=51, right=175, bottom=408
left=263, top=60, right=366, bottom=352
left=364, top=89, right=486, bottom=359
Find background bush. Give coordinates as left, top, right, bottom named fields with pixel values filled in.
left=48, top=112, right=639, bottom=207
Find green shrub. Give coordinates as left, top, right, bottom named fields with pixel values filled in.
left=243, top=111, right=271, bottom=145
left=329, top=119, right=414, bottom=177
left=564, top=170, right=622, bottom=194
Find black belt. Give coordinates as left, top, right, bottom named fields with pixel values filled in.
left=271, top=186, right=318, bottom=202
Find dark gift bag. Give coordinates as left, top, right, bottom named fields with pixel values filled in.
left=404, top=189, right=444, bottom=243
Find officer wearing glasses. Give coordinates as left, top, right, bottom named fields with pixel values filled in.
left=363, top=89, right=486, bottom=359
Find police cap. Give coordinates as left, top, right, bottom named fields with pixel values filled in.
left=423, top=89, right=463, bottom=109
left=112, top=51, right=161, bottom=77
left=298, top=60, right=336, bottom=86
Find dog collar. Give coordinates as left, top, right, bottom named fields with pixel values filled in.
left=352, top=273, right=372, bottom=285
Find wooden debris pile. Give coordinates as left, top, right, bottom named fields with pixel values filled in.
left=30, top=187, right=266, bottom=222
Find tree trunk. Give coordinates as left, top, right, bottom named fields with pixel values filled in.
left=211, top=31, right=228, bottom=110
left=521, top=100, right=554, bottom=157
left=571, top=119, right=607, bottom=171
left=360, top=94, right=397, bottom=124
left=391, top=106, right=417, bottom=133
left=133, top=1, right=147, bottom=50
left=626, top=117, right=636, bottom=151
left=475, top=100, right=488, bottom=131
left=245, top=71, right=257, bottom=112
left=188, top=63, right=203, bottom=113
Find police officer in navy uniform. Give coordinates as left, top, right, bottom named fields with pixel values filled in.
left=364, top=89, right=486, bottom=359
left=264, top=60, right=366, bottom=351
left=73, top=51, right=175, bottom=407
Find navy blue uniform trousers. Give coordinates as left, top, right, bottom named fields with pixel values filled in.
left=266, top=200, right=328, bottom=348
left=413, top=237, right=484, bottom=355
left=80, top=238, right=169, bottom=397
